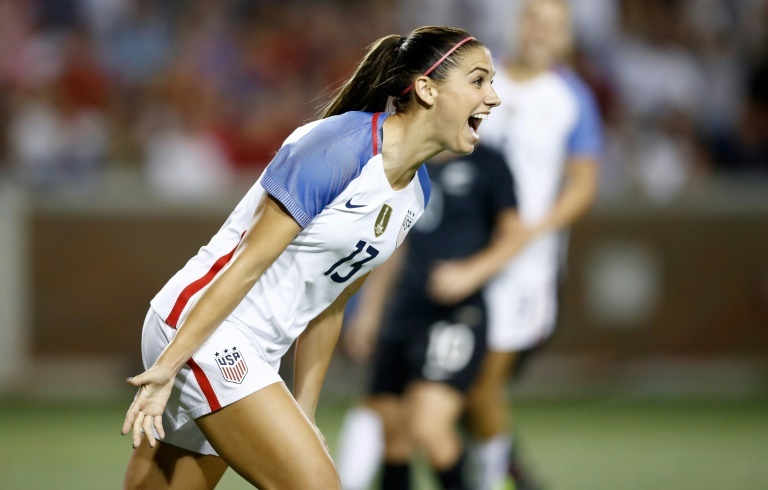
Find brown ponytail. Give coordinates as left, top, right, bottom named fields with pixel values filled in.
left=320, top=26, right=483, bottom=119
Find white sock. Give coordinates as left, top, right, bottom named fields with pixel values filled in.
left=472, top=434, right=513, bottom=490
left=336, top=406, right=384, bottom=490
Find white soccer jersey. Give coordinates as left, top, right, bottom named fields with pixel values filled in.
left=482, top=66, right=603, bottom=280
left=150, top=112, right=430, bottom=362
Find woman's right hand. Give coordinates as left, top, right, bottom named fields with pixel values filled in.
left=121, top=364, right=176, bottom=449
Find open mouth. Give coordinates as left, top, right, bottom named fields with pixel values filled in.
left=468, top=113, right=488, bottom=140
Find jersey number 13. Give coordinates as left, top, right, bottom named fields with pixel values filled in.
left=324, top=240, right=380, bottom=283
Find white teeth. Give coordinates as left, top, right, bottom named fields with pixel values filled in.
left=468, top=113, right=484, bottom=141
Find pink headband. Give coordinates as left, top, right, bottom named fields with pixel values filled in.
left=401, top=36, right=476, bottom=95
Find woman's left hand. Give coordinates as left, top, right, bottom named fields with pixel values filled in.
left=121, top=364, right=176, bottom=449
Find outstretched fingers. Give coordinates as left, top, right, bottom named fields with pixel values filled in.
left=132, top=410, right=145, bottom=448
left=153, top=415, right=166, bottom=440
left=121, top=393, right=141, bottom=436
left=123, top=398, right=165, bottom=448
left=142, top=412, right=157, bottom=448
left=121, top=409, right=135, bottom=436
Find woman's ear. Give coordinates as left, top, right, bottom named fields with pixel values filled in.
left=413, top=76, right=437, bottom=107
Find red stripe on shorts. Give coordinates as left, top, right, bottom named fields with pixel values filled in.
left=186, top=358, right=222, bottom=412
left=165, top=232, right=245, bottom=328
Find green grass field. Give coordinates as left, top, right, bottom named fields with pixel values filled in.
left=0, top=397, right=766, bottom=489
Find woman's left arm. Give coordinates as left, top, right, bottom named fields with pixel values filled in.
left=293, top=273, right=368, bottom=422
left=429, top=158, right=597, bottom=305
left=529, top=157, right=597, bottom=236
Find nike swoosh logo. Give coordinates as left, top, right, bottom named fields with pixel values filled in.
left=345, top=199, right=366, bottom=209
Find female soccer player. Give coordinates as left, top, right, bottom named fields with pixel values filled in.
left=340, top=144, right=522, bottom=490
left=120, top=26, right=500, bottom=490
left=469, top=1, right=603, bottom=488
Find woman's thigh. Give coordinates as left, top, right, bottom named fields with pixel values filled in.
left=195, top=382, right=340, bottom=490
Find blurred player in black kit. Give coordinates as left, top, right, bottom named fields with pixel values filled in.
left=339, top=144, right=524, bottom=489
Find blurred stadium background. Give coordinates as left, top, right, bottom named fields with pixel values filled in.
left=0, top=0, right=766, bottom=488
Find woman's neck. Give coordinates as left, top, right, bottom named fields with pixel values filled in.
left=505, top=58, right=549, bottom=82
left=380, top=112, right=442, bottom=191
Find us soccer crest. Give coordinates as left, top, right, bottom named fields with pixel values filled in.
left=215, top=347, right=248, bottom=383
left=396, top=210, right=416, bottom=247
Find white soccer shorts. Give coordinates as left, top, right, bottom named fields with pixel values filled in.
left=140, top=308, right=283, bottom=455
left=483, top=272, right=558, bottom=352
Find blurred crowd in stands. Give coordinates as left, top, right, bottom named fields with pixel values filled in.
left=0, top=0, right=766, bottom=202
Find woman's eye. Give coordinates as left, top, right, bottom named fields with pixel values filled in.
left=474, top=78, right=483, bottom=86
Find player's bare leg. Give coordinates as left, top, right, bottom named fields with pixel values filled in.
left=406, top=380, right=469, bottom=489
left=467, top=351, right=517, bottom=439
left=196, top=382, right=340, bottom=489
left=367, top=395, right=411, bottom=462
left=466, top=351, right=518, bottom=489
left=467, top=352, right=517, bottom=441
left=370, top=394, right=413, bottom=488
left=406, top=381, right=464, bottom=470
left=124, top=439, right=227, bottom=490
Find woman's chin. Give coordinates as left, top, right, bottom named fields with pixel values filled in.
left=451, top=143, right=475, bottom=155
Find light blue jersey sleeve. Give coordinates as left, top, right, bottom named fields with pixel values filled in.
left=561, top=70, right=604, bottom=159
left=417, top=164, right=431, bottom=208
left=260, top=112, right=379, bottom=227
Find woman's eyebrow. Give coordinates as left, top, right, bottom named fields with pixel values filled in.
left=468, top=67, right=490, bottom=75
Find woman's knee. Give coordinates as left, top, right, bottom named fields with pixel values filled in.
left=292, top=460, right=341, bottom=490
left=410, top=415, right=452, bottom=448
left=411, top=423, right=461, bottom=469
left=123, top=441, right=226, bottom=490
left=123, top=443, right=164, bottom=490
left=307, top=467, right=341, bottom=490
left=382, top=414, right=413, bottom=461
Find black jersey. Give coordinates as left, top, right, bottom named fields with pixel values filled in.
left=383, top=144, right=517, bottom=338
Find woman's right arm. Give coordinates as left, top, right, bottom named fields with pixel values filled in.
left=121, top=194, right=301, bottom=448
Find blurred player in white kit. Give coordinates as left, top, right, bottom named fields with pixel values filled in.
left=337, top=1, right=603, bottom=488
